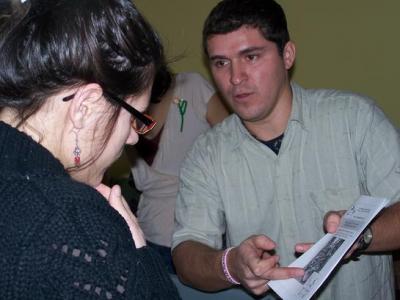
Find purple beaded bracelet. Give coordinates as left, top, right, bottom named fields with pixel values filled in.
left=221, top=247, right=240, bottom=285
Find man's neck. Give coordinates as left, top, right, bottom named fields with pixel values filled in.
left=244, top=87, right=293, bottom=141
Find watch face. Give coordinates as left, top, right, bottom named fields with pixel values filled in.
left=357, top=227, right=373, bottom=252
left=363, top=227, right=373, bottom=244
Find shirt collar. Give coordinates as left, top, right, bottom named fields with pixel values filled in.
left=288, top=81, right=308, bottom=131
left=228, top=82, right=309, bottom=150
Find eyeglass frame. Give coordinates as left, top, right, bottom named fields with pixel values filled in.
left=62, top=91, right=157, bottom=134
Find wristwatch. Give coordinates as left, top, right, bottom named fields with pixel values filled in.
left=357, top=227, right=373, bottom=252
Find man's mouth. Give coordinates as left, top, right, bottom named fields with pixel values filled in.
left=233, top=91, right=253, bottom=102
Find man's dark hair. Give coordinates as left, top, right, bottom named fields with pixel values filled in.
left=203, top=0, right=290, bottom=56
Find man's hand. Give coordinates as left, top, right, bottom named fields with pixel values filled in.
left=295, top=210, right=346, bottom=253
left=295, top=210, right=358, bottom=258
left=323, top=210, right=346, bottom=233
left=96, top=183, right=146, bottom=248
left=228, top=235, right=304, bottom=295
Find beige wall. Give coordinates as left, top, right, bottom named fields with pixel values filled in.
left=136, top=0, right=399, bottom=127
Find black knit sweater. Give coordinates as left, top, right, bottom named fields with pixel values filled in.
left=0, top=121, right=180, bottom=299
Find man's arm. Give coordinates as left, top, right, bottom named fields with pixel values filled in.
left=172, top=240, right=229, bottom=291
left=295, top=99, right=400, bottom=263
left=173, top=236, right=304, bottom=296
left=369, top=201, right=400, bottom=251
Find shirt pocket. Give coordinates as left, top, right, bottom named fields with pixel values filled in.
left=307, top=186, right=360, bottom=229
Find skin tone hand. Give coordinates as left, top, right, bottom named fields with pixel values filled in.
left=96, top=183, right=146, bottom=248
left=295, top=210, right=357, bottom=258
left=229, top=235, right=304, bottom=295
left=323, top=210, right=346, bottom=233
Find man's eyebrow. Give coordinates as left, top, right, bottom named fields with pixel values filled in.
left=209, top=46, right=267, bottom=61
left=209, top=54, right=227, bottom=61
left=238, top=46, right=267, bottom=55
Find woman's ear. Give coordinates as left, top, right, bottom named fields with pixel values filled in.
left=283, top=41, right=296, bottom=70
left=68, top=83, right=104, bottom=129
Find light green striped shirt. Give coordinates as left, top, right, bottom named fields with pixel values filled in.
left=173, top=82, right=400, bottom=299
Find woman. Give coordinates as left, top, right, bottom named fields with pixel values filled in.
left=0, top=0, right=179, bottom=299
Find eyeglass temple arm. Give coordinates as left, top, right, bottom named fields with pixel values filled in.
left=104, top=91, right=153, bottom=126
left=63, top=92, right=153, bottom=126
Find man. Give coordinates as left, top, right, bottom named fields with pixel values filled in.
left=172, top=0, right=400, bottom=299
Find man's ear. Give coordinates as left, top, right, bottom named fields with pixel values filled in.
left=283, top=41, right=296, bottom=70
left=68, top=83, right=104, bottom=129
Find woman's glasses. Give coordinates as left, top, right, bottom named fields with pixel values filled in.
left=62, top=92, right=157, bottom=135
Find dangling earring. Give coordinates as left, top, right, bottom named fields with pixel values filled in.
left=73, top=131, right=81, bottom=167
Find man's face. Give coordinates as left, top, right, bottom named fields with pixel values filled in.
left=207, top=26, right=295, bottom=127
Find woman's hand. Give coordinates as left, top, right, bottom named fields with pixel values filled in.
left=96, top=183, right=146, bottom=248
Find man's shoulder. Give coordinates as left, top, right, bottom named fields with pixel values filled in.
left=293, top=84, right=397, bottom=140
left=193, top=114, right=240, bottom=147
left=294, top=84, right=377, bottom=125
left=183, top=115, right=242, bottom=167
left=300, top=85, right=375, bottom=112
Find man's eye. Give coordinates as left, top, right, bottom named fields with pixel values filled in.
left=213, top=60, right=229, bottom=68
left=247, top=54, right=258, bottom=61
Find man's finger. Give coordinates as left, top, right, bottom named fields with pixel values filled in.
left=295, top=243, right=313, bottom=253
left=266, top=266, right=304, bottom=281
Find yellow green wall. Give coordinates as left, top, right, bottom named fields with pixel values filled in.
left=135, top=0, right=399, bottom=127
left=108, top=0, right=399, bottom=178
